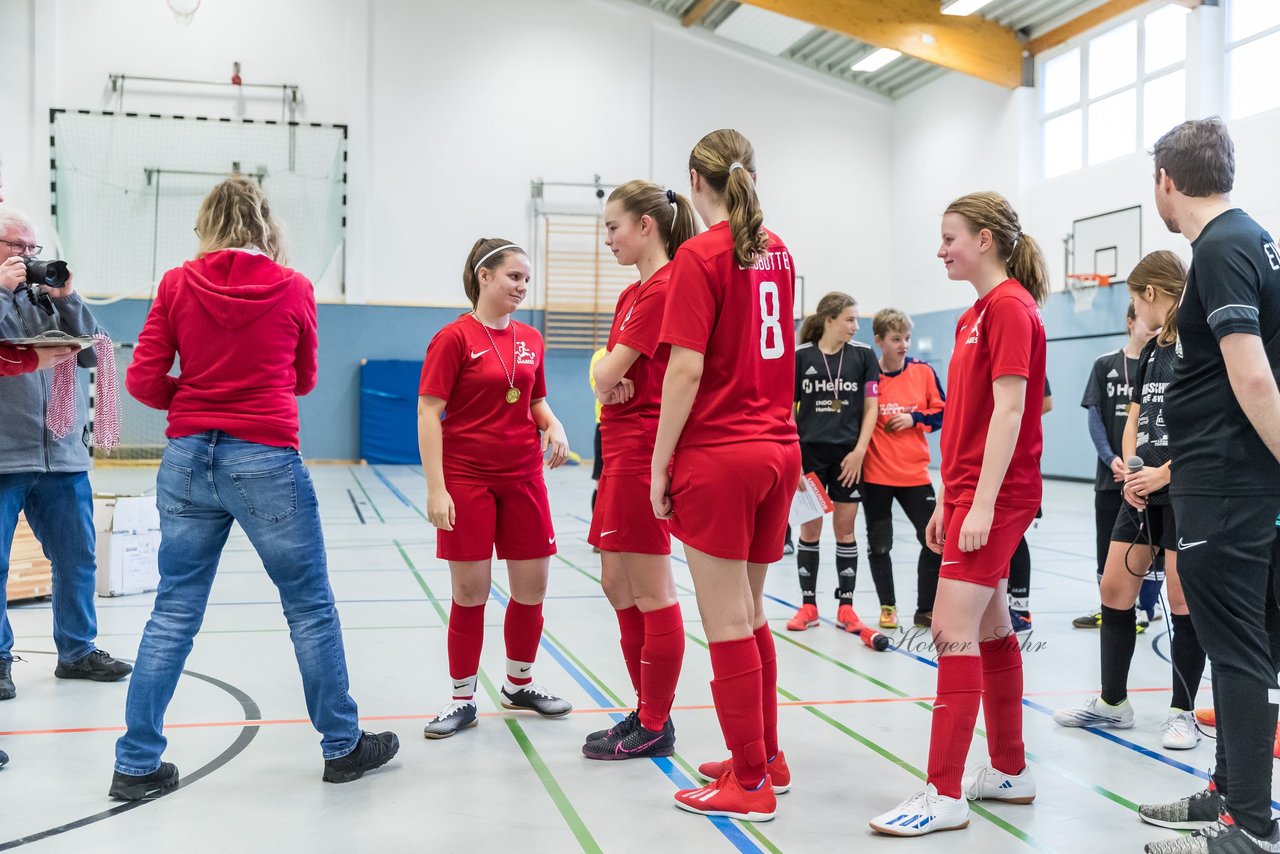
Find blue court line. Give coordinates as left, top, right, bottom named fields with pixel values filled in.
left=486, top=583, right=766, bottom=854
left=763, top=589, right=1280, bottom=811
left=369, top=465, right=413, bottom=508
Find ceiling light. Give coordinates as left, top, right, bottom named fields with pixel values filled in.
left=852, top=48, right=901, bottom=73
left=942, top=0, right=994, bottom=15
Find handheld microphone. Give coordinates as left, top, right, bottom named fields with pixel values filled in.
left=1127, top=456, right=1144, bottom=474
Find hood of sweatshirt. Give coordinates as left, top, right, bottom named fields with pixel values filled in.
left=180, top=249, right=297, bottom=330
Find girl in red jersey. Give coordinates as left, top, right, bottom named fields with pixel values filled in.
left=651, top=129, right=800, bottom=822
left=583, top=180, right=698, bottom=760
left=870, top=192, right=1047, bottom=837
left=417, top=239, right=573, bottom=739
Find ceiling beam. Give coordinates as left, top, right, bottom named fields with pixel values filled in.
left=736, top=0, right=1025, bottom=88
left=1028, top=0, right=1204, bottom=56
left=680, top=0, right=719, bottom=27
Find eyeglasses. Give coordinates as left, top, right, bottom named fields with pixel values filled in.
left=0, top=239, right=42, bottom=256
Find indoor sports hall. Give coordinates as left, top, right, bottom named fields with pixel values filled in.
left=2, top=1, right=1280, bottom=853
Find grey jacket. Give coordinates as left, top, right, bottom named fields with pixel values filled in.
left=0, top=285, right=103, bottom=474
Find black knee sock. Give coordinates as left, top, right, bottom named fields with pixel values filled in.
left=917, top=550, right=940, bottom=614
left=1169, top=612, right=1206, bottom=712
left=797, top=539, right=820, bottom=606
left=1100, top=604, right=1137, bottom=706
left=1008, top=537, right=1030, bottom=614
left=835, top=542, right=858, bottom=604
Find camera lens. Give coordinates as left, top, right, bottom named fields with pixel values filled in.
left=24, top=259, right=70, bottom=288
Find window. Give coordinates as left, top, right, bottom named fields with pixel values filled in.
left=1039, top=3, right=1189, bottom=179
left=1226, top=0, right=1280, bottom=120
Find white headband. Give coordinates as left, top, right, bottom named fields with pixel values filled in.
left=729, top=162, right=745, bottom=173
left=473, top=244, right=522, bottom=272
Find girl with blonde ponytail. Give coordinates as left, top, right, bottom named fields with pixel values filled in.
left=650, top=129, right=800, bottom=821
left=871, top=191, right=1047, bottom=836
left=582, top=180, right=697, bottom=760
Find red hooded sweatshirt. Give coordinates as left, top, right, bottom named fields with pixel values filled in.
left=127, top=249, right=318, bottom=449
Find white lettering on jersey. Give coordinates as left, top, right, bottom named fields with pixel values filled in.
left=1264, top=239, right=1280, bottom=271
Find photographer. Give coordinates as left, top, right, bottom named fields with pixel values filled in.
left=0, top=205, right=132, bottom=703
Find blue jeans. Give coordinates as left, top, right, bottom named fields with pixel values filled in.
left=0, top=470, right=98, bottom=664
left=114, top=432, right=360, bottom=774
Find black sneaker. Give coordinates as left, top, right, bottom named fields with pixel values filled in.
left=0, top=657, right=14, bottom=700
left=423, top=701, right=478, bottom=739
left=109, top=762, right=180, bottom=801
left=323, top=731, right=400, bottom=783
left=501, top=682, right=572, bottom=717
left=55, top=649, right=132, bottom=682
left=0, top=749, right=8, bottom=768
left=913, top=611, right=933, bottom=628
left=1144, top=813, right=1280, bottom=853
left=1072, top=609, right=1103, bottom=629
left=583, top=716, right=675, bottom=761
left=1139, top=780, right=1225, bottom=829
left=586, top=710, right=638, bottom=743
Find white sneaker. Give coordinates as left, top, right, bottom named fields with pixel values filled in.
left=869, top=784, right=970, bottom=836
left=1161, top=710, right=1200, bottom=750
left=1052, top=696, right=1135, bottom=728
left=962, top=765, right=1037, bottom=804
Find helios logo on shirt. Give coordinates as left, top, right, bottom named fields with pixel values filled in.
left=515, top=341, right=536, bottom=365
left=1264, top=237, right=1280, bottom=271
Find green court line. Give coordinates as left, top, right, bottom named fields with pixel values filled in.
left=394, top=541, right=601, bottom=853
left=347, top=467, right=385, bottom=523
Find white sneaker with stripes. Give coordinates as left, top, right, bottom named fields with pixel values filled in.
left=962, top=765, right=1037, bottom=804
left=869, top=784, right=970, bottom=837
left=1052, top=696, right=1135, bottom=728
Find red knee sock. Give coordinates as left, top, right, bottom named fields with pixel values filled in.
left=638, top=603, right=684, bottom=731
left=708, top=636, right=767, bottom=788
left=926, top=654, right=983, bottom=799
left=980, top=637, right=1026, bottom=776
left=503, top=599, right=544, bottom=686
left=753, top=623, right=779, bottom=758
left=447, top=602, right=486, bottom=700
left=615, top=606, right=645, bottom=698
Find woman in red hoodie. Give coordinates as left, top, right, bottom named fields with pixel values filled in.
left=112, top=177, right=398, bottom=801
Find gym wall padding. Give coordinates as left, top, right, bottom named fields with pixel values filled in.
left=360, top=360, right=424, bottom=464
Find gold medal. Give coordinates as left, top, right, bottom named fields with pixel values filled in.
left=506, top=387, right=521, bottom=404
left=832, top=399, right=842, bottom=412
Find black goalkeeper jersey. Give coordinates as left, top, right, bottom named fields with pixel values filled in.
left=794, top=340, right=879, bottom=446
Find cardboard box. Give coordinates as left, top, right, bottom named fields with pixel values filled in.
left=6, top=514, right=53, bottom=602
left=94, top=496, right=161, bottom=597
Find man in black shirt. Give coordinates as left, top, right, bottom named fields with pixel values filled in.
left=1138, top=118, right=1280, bottom=854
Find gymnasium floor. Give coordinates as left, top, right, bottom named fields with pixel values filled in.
left=0, top=464, right=1255, bottom=853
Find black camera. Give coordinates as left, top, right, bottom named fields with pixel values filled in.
left=24, top=257, right=70, bottom=288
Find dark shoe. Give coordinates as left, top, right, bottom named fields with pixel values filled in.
left=0, top=657, right=14, bottom=700
left=586, top=709, right=638, bottom=744
left=1072, top=609, right=1102, bottom=629
left=583, top=716, right=675, bottom=760
left=913, top=611, right=933, bottom=628
left=1144, top=813, right=1280, bottom=853
left=1139, top=780, right=1224, bottom=830
left=55, top=649, right=132, bottom=682
left=1009, top=609, right=1033, bottom=634
left=501, top=682, right=572, bottom=717
left=423, top=701, right=478, bottom=739
left=109, top=762, right=179, bottom=800
left=323, top=731, right=399, bottom=783
left=0, top=749, right=8, bottom=768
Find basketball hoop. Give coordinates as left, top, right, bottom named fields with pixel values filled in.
left=166, top=0, right=200, bottom=25
left=1065, top=273, right=1110, bottom=314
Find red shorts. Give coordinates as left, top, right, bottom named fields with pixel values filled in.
left=939, top=502, right=1038, bottom=588
left=669, top=440, right=801, bottom=564
left=588, top=471, right=671, bottom=555
left=437, top=477, right=556, bottom=562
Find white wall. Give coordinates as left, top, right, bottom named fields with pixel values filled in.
left=2, top=0, right=895, bottom=310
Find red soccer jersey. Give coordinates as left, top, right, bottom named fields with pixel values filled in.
left=659, top=222, right=798, bottom=448
left=418, top=315, right=547, bottom=484
left=600, top=263, right=672, bottom=474
left=939, top=279, right=1046, bottom=508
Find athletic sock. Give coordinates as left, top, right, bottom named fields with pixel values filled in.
left=503, top=599, right=544, bottom=689
left=1008, top=537, right=1030, bottom=613
left=1169, top=612, right=1207, bottom=712
left=797, top=539, right=820, bottom=606
left=447, top=602, right=486, bottom=700
left=638, top=603, right=684, bottom=731
left=708, top=636, right=766, bottom=788
left=615, top=605, right=645, bottom=697
left=835, top=541, right=860, bottom=605
left=980, top=638, right=1026, bottom=776
left=1099, top=604, right=1137, bottom=706
left=753, top=623, right=779, bottom=758
left=926, top=654, right=983, bottom=799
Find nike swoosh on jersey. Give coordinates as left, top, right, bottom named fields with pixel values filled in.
left=548, top=537, right=556, bottom=544
left=601, top=530, right=618, bottom=536
left=470, top=349, right=489, bottom=359
left=1177, top=538, right=1208, bottom=550
left=941, top=560, right=960, bottom=566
